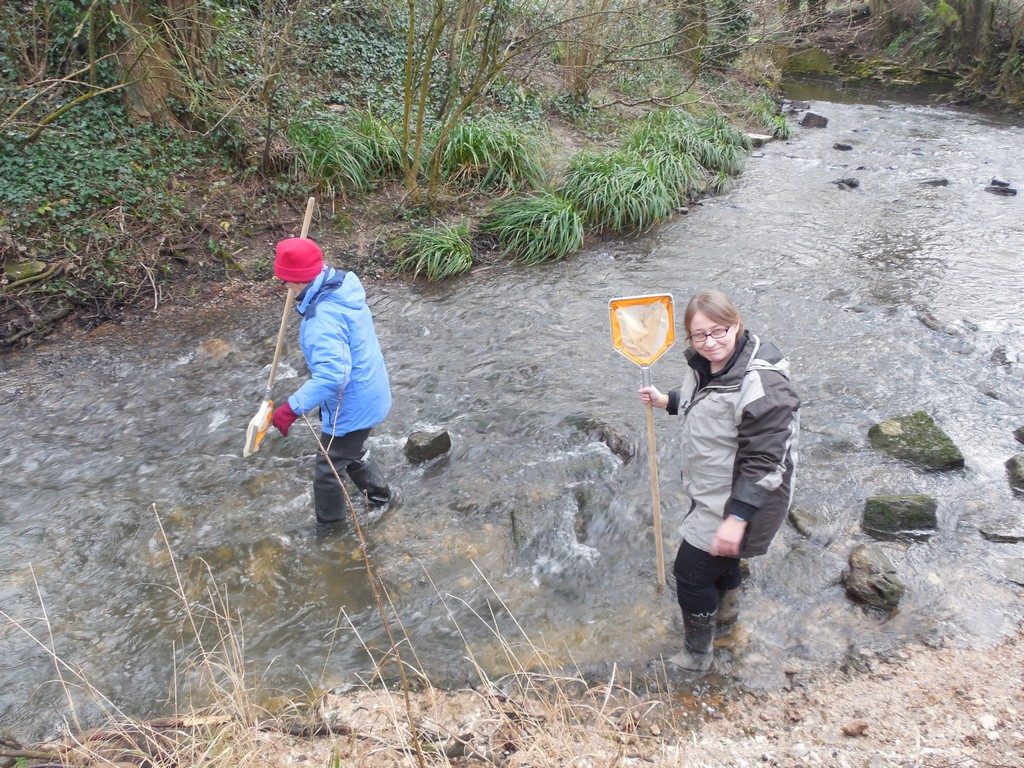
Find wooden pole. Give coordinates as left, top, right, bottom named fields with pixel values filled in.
left=641, top=366, right=666, bottom=590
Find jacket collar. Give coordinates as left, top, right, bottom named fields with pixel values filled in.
left=295, top=267, right=343, bottom=316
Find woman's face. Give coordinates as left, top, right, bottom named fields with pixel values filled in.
left=688, top=310, right=739, bottom=371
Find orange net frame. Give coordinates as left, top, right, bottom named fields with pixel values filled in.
left=609, top=294, right=675, bottom=367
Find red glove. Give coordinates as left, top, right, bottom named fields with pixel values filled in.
left=272, top=402, right=299, bottom=436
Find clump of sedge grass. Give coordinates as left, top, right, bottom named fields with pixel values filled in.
left=627, top=108, right=748, bottom=178
left=748, top=93, right=793, bottom=139
left=560, top=150, right=676, bottom=233
left=480, top=192, right=584, bottom=264
left=396, top=221, right=474, bottom=281
left=437, top=117, right=544, bottom=191
left=288, top=112, right=405, bottom=197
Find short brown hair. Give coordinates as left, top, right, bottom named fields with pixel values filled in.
left=684, top=289, right=744, bottom=340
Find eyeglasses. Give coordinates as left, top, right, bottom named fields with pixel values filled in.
left=687, top=326, right=732, bottom=344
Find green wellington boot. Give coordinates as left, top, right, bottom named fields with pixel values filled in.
left=667, top=612, right=717, bottom=672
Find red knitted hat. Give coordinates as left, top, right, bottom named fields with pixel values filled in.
left=274, top=237, right=324, bottom=282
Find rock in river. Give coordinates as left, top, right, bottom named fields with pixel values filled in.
left=863, top=495, right=938, bottom=540
left=1005, top=454, right=1024, bottom=495
left=405, top=428, right=452, bottom=463
left=843, top=544, right=905, bottom=610
left=867, top=411, right=965, bottom=470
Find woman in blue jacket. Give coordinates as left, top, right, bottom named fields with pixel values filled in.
left=271, top=237, right=393, bottom=524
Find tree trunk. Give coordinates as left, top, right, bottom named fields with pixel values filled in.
left=112, top=1, right=189, bottom=128
left=998, top=7, right=1024, bottom=95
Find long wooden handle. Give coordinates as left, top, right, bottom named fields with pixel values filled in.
left=265, top=198, right=315, bottom=395
left=266, top=286, right=296, bottom=395
left=300, top=196, right=315, bottom=238
left=644, top=401, right=666, bottom=590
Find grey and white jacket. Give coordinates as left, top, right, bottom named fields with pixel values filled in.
left=666, top=332, right=800, bottom=558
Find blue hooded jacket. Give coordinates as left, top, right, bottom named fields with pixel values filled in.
left=286, top=266, right=392, bottom=436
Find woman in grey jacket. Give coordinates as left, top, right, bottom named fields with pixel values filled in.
left=639, top=290, right=800, bottom=672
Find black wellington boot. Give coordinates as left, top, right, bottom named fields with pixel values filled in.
left=668, top=612, right=716, bottom=672
left=717, top=587, right=741, bottom=627
left=346, top=451, right=392, bottom=507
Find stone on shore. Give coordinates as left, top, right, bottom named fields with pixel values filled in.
left=867, top=411, right=965, bottom=470
left=746, top=133, right=774, bottom=148
left=863, top=495, right=938, bottom=540
left=801, top=112, right=829, bottom=128
left=843, top=544, right=905, bottom=610
left=404, top=428, right=452, bottom=463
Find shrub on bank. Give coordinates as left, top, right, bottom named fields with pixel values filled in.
left=481, top=192, right=585, bottom=264
left=436, top=117, right=544, bottom=191
left=396, top=221, right=474, bottom=281
left=560, top=150, right=676, bottom=233
left=626, top=108, right=749, bottom=178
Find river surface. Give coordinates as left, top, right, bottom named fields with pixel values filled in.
left=3, top=86, right=1024, bottom=740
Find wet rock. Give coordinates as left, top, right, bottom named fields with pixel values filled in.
left=565, top=415, right=636, bottom=464
left=1014, top=425, right=1024, bottom=445
left=867, top=411, right=965, bottom=470
left=842, top=719, right=870, bottom=737
left=919, top=178, right=949, bottom=187
left=990, top=177, right=1011, bottom=187
left=834, top=177, right=860, bottom=190
left=788, top=505, right=832, bottom=545
left=404, top=428, right=452, bottom=463
left=985, top=185, right=1017, bottom=196
left=915, top=307, right=957, bottom=335
left=1005, top=558, right=1024, bottom=586
left=979, top=513, right=1024, bottom=543
left=833, top=142, right=853, bottom=151
left=198, top=338, right=234, bottom=359
left=746, top=133, right=774, bottom=148
left=843, top=544, right=905, bottom=610
left=786, top=99, right=812, bottom=111
left=1006, top=454, right=1024, bottom=494
left=863, top=495, right=937, bottom=540
left=801, top=112, right=829, bottom=128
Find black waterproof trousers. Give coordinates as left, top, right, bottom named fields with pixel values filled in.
left=313, top=428, right=391, bottom=524
left=673, top=539, right=742, bottom=616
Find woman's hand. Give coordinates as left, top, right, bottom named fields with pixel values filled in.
left=711, top=516, right=748, bottom=558
left=639, top=386, right=669, bottom=410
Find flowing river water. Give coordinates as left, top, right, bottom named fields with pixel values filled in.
left=3, top=85, right=1024, bottom=741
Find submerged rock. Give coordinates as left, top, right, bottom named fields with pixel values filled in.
left=788, top=505, right=832, bottom=545
left=979, top=514, right=1024, bottom=543
left=985, top=185, right=1017, bottom=196
left=863, top=495, right=938, bottom=540
left=1014, top=425, right=1024, bottom=445
left=843, top=544, right=905, bottom=610
left=1006, top=454, right=1024, bottom=494
left=564, top=415, right=636, bottom=464
left=404, top=428, right=452, bottom=463
left=1006, top=558, right=1024, bottom=587
left=919, top=178, right=949, bottom=187
left=833, top=142, right=853, bottom=151
left=867, top=411, right=965, bottom=470
left=786, top=99, right=812, bottom=112
left=834, top=177, right=860, bottom=189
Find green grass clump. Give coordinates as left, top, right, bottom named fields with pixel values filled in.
left=437, top=117, right=544, bottom=191
left=396, top=221, right=473, bottom=281
left=560, top=151, right=676, bottom=233
left=289, top=111, right=406, bottom=197
left=748, top=94, right=793, bottom=139
left=288, top=117, right=376, bottom=196
left=626, top=108, right=749, bottom=178
left=481, top=192, right=584, bottom=264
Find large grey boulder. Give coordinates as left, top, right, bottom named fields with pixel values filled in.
left=863, top=495, right=938, bottom=540
left=801, top=112, right=829, bottom=128
left=867, top=411, right=965, bottom=470
left=404, top=428, right=452, bottom=463
left=1008, top=455, right=1024, bottom=494
left=843, top=544, right=905, bottom=610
